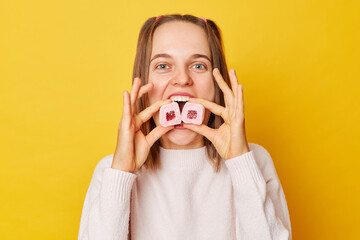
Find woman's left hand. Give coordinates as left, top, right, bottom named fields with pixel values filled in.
left=183, top=67, right=250, bottom=160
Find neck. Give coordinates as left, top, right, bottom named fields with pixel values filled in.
left=158, top=144, right=208, bottom=170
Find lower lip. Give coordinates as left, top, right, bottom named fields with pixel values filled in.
left=174, top=124, right=186, bottom=129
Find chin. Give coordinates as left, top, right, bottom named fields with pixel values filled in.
left=165, top=128, right=199, bottom=146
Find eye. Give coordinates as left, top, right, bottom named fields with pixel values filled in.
left=192, top=64, right=207, bottom=70
left=156, top=64, right=169, bottom=70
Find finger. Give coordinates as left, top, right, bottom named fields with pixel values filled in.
left=121, top=91, right=131, bottom=128
left=229, top=69, right=238, bottom=100
left=235, top=84, right=245, bottom=119
left=135, top=99, right=172, bottom=130
left=188, top=97, right=225, bottom=118
left=146, top=125, right=174, bottom=147
left=182, top=123, right=216, bottom=143
left=213, top=68, right=234, bottom=106
left=137, top=82, right=154, bottom=100
left=130, top=77, right=142, bottom=114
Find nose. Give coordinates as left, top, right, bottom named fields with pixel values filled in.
left=171, top=67, right=193, bottom=86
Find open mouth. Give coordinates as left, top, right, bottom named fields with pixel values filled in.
left=170, top=96, right=190, bottom=124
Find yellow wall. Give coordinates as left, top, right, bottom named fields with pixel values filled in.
left=1, top=0, right=359, bottom=239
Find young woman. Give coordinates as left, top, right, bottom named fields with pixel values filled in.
left=78, top=14, right=292, bottom=240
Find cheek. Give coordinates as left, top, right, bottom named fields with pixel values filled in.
left=198, top=79, right=215, bottom=101
left=148, top=81, right=167, bottom=104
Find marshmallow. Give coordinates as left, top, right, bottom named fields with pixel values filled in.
left=159, top=102, right=181, bottom=127
left=181, top=102, right=204, bottom=125
left=159, top=101, right=205, bottom=127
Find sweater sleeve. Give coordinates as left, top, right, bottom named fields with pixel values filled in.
left=78, top=154, right=137, bottom=240
left=224, top=143, right=292, bottom=240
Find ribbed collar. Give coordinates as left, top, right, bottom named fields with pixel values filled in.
left=159, top=145, right=209, bottom=170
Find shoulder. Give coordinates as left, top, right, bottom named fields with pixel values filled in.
left=95, top=154, right=114, bottom=170
left=248, top=143, right=272, bottom=160
left=89, top=154, right=114, bottom=181
left=248, top=143, right=279, bottom=182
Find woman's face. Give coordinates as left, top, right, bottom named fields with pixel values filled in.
left=148, top=21, right=216, bottom=149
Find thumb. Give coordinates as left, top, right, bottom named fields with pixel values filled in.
left=183, top=123, right=216, bottom=143
left=146, top=125, right=174, bottom=147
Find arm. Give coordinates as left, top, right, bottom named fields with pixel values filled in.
left=78, top=155, right=137, bottom=240
left=224, top=143, right=292, bottom=240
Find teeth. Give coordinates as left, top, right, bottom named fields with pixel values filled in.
left=170, top=96, right=190, bottom=102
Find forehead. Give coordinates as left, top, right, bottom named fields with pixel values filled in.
left=151, top=21, right=211, bottom=57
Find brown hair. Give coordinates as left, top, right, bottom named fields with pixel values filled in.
left=132, top=14, right=232, bottom=173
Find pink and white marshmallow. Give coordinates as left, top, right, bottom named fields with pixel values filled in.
left=181, top=102, right=204, bottom=125
left=159, top=102, right=182, bottom=127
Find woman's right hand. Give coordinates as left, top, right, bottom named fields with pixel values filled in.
left=111, top=77, right=174, bottom=173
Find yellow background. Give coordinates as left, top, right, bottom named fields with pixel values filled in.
left=1, top=0, right=359, bottom=239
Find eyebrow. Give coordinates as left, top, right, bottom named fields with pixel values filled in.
left=150, top=53, right=212, bottom=63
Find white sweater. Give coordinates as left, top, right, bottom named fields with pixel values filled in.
left=78, top=143, right=292, bottom=240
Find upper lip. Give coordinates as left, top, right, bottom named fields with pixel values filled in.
left=167, top=92, right=195, bottom=99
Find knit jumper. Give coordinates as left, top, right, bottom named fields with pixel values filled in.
left=78, top=143, right=292, bottom=240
